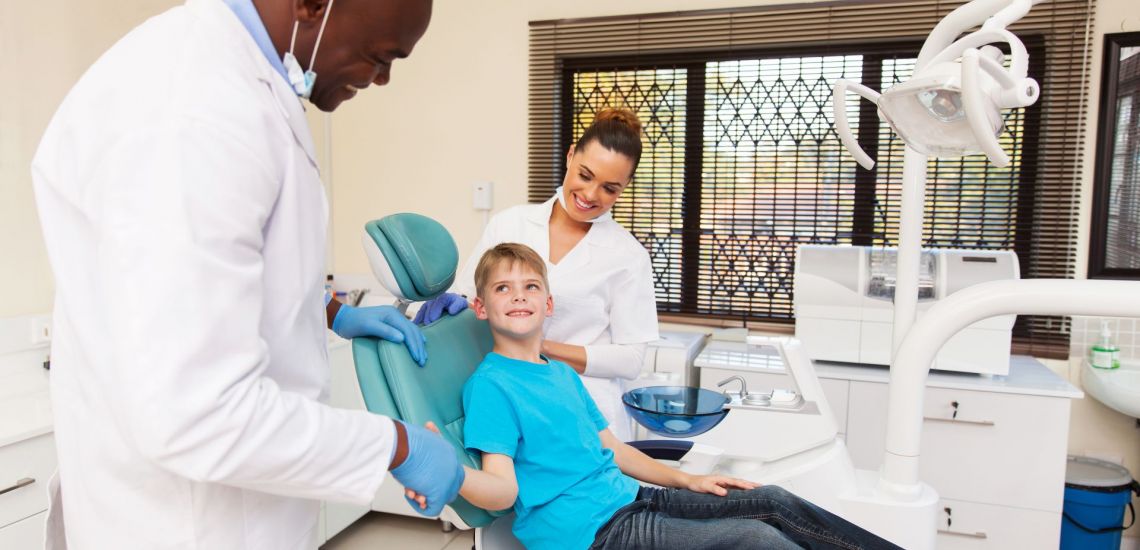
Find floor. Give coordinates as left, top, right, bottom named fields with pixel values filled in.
left=322, top=513, right=474, bottom=550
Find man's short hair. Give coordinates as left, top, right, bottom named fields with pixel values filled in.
left=473, top=243, right=549, bottom=298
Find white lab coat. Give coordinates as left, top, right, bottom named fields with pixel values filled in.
left=32, top=1, right=395, bottom=548
left=455, top=196, right=660, bottom=440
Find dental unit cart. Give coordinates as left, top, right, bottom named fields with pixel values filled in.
left=694, top=338, right=1082, bottom=549
left=794, top=245, right=1018, bottom=375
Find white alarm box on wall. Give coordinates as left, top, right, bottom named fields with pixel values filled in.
left=793, top=245, right=1018, bottom=375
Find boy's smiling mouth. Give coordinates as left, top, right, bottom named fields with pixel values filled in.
left=506, top=308, right=534, bottom=317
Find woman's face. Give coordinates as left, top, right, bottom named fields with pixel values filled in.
left=560, top=141, right=635, bottom=223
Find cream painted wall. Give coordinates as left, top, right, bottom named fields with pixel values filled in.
left=0, top=0, right=181, bottom=316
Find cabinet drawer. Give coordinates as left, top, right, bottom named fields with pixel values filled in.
left=0, top=434, right=56, bottom=529
left=0, top=510, right=46, bottom=549
left=698, top=367, right=849, bottom=434
left=920, top=387, right=1069, bottom=512
left=846, top=382, right=1069, bottom=512
left=935, top=498, right=1059, bottom=549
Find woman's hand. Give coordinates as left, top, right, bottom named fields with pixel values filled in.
left=683, top=474, right=759, bottom=496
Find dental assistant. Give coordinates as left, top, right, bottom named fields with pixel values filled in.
left=428, top=109, right=659, bottom=441
left=32, top=1, right=463, bottom=548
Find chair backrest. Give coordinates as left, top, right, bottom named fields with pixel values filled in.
left=352, top=213, right=503, bottom=528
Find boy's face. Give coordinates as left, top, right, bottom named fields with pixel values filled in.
left=473, top=261, right=553, bottom=340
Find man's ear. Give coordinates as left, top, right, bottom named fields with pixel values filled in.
left=473, top=296, right=489, bottom=320
left=294, top=0, right=331, bottom=22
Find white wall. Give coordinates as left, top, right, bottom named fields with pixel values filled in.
left=0, top=0, right=181, bottom=316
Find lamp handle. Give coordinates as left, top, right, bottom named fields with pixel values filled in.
left=831, top=79, right=880, bottom=170
left=961, top=49, right=1010, bottom=167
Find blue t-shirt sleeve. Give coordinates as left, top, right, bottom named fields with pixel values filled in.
left=462, top=375, right=521, bottom=458
left=568, top=367, right=609, bottom=432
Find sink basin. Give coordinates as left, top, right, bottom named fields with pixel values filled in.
left=1081, top=358, right=1140, bottom=418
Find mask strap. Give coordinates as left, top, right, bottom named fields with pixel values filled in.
left=307, top=0, right=335, bottom=71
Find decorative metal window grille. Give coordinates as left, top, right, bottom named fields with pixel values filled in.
left=565, top=46, right=1039, bottom=322
left=530, top=0, right=1094, bottom=355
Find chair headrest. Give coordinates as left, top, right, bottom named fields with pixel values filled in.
left=362, top=213, right=459, bottom=302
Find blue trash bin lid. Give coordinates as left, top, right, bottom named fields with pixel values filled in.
left=1066, top=455, right=1133, bottom=492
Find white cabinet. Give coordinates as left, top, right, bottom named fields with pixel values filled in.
left=0, top=511, right=47, bottom=549
left=696, top=342, right=1080, bottom=549
left=321, top=338, right=372, bottom=543
left=845, top=380, right=1073, bottom=548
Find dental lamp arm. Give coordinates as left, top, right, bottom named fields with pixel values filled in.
left=917, top=0, right=1019, bottom=70
left=832, top=80, right=880, bottom=170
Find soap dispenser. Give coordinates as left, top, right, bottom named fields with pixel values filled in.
left=1090, top=321, right=1120, bottom=370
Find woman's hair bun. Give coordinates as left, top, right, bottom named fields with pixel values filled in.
left=594, top=108, right=642, bottom=137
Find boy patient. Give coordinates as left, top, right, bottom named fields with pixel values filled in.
left=412, top=243, right=901, bottom=550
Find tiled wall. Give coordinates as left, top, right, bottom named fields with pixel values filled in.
left=1070, top=316, right=1139, bottom=361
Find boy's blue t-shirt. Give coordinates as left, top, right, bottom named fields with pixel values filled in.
left=462, top=352, right=639, bottom=550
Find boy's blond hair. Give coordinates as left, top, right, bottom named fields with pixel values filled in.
left=473, top=243, right=550, bottom=298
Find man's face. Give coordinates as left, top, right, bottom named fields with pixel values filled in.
left=473, top=262, right=553, bottom=341
left=295, top=0, right=433, bottom=112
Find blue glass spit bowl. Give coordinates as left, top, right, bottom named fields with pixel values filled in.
left=622, top=386, right=730, bottom=438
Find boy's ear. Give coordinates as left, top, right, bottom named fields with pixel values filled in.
left=544, top=295, right=554, bottom=318
left=472, top=296, right=488, bottom=320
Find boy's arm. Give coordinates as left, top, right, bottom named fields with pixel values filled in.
left=458, top=453, right=518, bottom=511
left=598, top=429, right=758, bottom=496
left=413, top=422, right=518, bottom=511
left=598, top=429, right=690, bottom=488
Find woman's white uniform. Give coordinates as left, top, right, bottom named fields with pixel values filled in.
left=455, top=195, right=660, bottom=441
left=32, top=1, right=395, bottom=548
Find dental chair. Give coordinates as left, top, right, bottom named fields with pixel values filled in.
left=352, top=213, right=708, bottom=550
left=351, top=213, right=521, bottom=549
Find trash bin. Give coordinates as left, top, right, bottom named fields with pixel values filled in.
left=1061, top=455, right=1139, bottom=549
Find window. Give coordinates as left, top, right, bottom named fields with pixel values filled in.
left=564, top=45, right=1039, bottom=321
left=1089, top=32, right=1140, bottom=279
left=530, top=0, right=1094, bottom=354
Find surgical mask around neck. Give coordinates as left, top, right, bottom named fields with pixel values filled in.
left=283, top=0, right=336, bottom=99
left=555, top=186, right=612, bottom=224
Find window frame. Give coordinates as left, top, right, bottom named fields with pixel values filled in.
left=1088, top=31, right=1140, bottom=280
left=559, top=39, right=1045, bottom=324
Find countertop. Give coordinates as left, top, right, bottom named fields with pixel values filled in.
left=695, top=339, right=1083, bottom=399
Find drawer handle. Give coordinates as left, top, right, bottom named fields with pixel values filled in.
left=938, top=528, right=988, bottom=539
left=0, top=477, right=35, bottom=496
left=923, top=416, right=995, bottom=427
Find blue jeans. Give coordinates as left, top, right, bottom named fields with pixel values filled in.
left=589, top=486, right=903, bottom=550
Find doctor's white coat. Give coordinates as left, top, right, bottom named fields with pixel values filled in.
left=32, top=1, right=395, bottom=548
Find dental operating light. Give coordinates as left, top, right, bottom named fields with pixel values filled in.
left=832, top=2, right=1041, bottom=168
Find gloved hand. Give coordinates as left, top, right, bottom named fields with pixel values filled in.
left=412, top=293, right=469, bottom=326
left=390, top=420, right=466, bottom=517
left=332, top=304, right=427, bottom=366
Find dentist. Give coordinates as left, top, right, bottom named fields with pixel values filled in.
left=32, top=0, right=462, bottom=548
left=420, top=109, right=660, bottom=441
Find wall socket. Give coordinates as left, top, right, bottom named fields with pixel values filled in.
left=30, top=316, right=52, bottom=344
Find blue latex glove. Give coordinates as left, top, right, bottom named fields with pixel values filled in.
left=332, top=304, right=427, bottom=366
left=390, top=420, right=465, bottom=517
left=412, top=293, right=469, bottom=326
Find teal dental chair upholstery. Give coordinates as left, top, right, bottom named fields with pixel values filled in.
left=352, top=213, right=506, bottom=530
